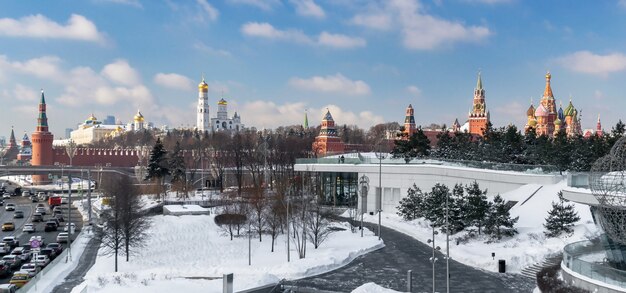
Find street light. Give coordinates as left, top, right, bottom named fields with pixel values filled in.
left=427, top=227, right=441, bottom=293
left=375, top=143, right=386, bottom=240
left=358, top=175, right=369, bottom=238
left=445, top=190, right=450, bottom=293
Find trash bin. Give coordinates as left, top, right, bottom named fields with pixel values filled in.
left=498, top=259, right=506, bottom=273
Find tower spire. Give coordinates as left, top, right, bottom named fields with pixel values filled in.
left=304, top=109, right=309, bottom=129
left=476, top=71, right=483, bottom=90
left=37, top=90, right=49, bottom=132
left=543, top=71, right=553, bottom=98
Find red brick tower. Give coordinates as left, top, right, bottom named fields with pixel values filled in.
left=31, top=90, right=54, bottom=184
left=468, top=72, right=489, bottom=136
left=536, top=72, right=557, bottom=136
left=403, top=104, right=417, bottom=137
left=312, top=109, right=345, bottom=156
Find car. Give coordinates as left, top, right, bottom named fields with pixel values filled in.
left=28, top=236, right=44, bottom=248
left=1, top=255, right=21, bottom=270
left=12, top=211, right=23, bottom=219
left=64, top=223, right=76, bottom=234
left=10, top=248, right=30, bottom=262
left=35, top=206, right=46, bottom=215
left=37, top=192, right=45, bottom=199
left=4, top=204, right=15, bottom=211
left=0, top=199, right=4, bottom=206
left=32, top=255, right=49, bottom=267
left=46, top=243, right=63, bottom=255
left=48, top=218, right=60, bottom=227
left=54, top=214, right=65, bottom=222
left=0, top=244, right=11, bottom=256
left=21, top=191, right=29, bottom=197
left=44, top=221, right=57, bottom=232
left=19, top=263, right=39, bottom=277
left=22, top=224, right=35, bottom=233
left=60, top=197, right=69, bottom=204
left=56, top=232, right=69, bottom=243
left=1, top=194, right=9, bottom=199
left=0, top=283, right=18, bottom=293
left=8, top=271, right=30, bottom=288
left=30, top=196, right=38, bottom=203
left=38, top=249, right=55, bottom=261
left=0, top=261, right=12, bottom=278
left=1, top=223, right=14, bottom=232
left=36, top=203, right=45, bottom=208
left=32, top=213, right=43, bottom=222
left=2, top=237, right=19, bottom=249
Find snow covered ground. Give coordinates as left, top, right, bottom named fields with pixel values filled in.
left=351, top=282, right=402, bottom=293
left=358, top=179, right=599, bottom=273
left=71, top=214, right=383, bottom=293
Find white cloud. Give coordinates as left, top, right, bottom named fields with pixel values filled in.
left=227, top=0, right=280, bottom=11
left=406, top=85, right=421, bottom=96
left=193, top=42, right=233, bottom=57
left=241, top=22, right=312, bottom=44
left=556, top=51, right=626, bottom=76
left=350, top=14, right=392, bottom=30
left=241, top=22, right=366, bottom=49
left=619, top=0, right=626, bottom=8
left=238, top=101, right=384, bottom=129
left=290, top=0, right=326, bottom=18
left=289, top=73, right=371, bottom=96
left=95, top=0, right=142, bottom=8
left=350, top=0, right=491, bottom=50
left=318, top=32, right=366, bottom=48
left=0, top=14, right=106, bottom=43
left=154, top=73, right=194, bottom=91
left=101, top=59, right=141, bottom=86
left=196, top=0, right=219, bottom=21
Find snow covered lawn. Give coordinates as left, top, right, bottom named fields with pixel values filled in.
left=360, top=180, right=599, bottom=273
left=72, top=214, right=383, bottom=293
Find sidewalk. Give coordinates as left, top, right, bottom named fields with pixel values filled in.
left=51, top=227, right=102, bottom=293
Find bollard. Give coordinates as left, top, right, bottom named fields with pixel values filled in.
left=223, top=273, right=233, bottom=293
left=407, top=270, right=412, bottom=292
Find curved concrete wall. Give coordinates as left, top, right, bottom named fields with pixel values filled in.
left=295, top=163, right=564, bottom=213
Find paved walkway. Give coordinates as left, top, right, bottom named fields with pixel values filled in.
left=291, top=222, right=535, bottom=293
left=51, top=227, right=102, bottom=293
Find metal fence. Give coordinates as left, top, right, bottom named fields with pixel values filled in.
left=562, top=239, right=626, bottom=288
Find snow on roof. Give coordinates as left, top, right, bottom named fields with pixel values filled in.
left=460, top=121, right=470, bottom=132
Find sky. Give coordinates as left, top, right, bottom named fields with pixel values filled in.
left=1, top=0, right=626, bottom=139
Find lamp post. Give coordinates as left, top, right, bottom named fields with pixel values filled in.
left=427, top=227, right=441, bottom=293
left=375, top=144, right=386, bottom=240
left=445, top=190, right=450, bottom=293
left=358, top=175, right=369, bottom=238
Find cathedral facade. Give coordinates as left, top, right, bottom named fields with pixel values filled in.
left=196, top=77, right=244, bottom=132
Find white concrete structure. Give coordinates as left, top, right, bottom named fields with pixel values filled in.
left=163, top=205, right=210, bottom=216
left=295, top=161, right=564, bottom=213
left=211, top=98, right=243, bottom=132
left=197, top=78, right=210, bottom=132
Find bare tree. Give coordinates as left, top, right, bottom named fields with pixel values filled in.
left=96, top=174, right=129, bottom=272
left=306, top=202, right=333, bottom=249
left=117, top=176, right=152, bottom=262
left=247, top=186, right=266, bottom=242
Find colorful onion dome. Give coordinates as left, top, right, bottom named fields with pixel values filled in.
left=528, top=119, right=537, bottom=127
left=534, top=104, right=549, bottom=117
left=554, top=118, right=562, bottom=125
left=134, top=110, right=145, bottom=122
left=564, top=100, right=576, bottom=117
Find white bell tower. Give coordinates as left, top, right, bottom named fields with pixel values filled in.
left=197, top=76, right=210, bottom=132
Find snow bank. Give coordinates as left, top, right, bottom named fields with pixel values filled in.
left=72, top=214, right=383, bottom=293
left=351, top=282, right=401, bottom=293
left=357, top=180, right=599, bottom=273
left=163, top=205, right=210, bottom=215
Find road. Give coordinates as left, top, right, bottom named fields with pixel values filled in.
left=291, top=221, right=535, bottom=293
left=0, top=192, right=83, bottom=285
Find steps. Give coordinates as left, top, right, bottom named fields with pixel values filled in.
left=520, top=254, right=563, bottom=279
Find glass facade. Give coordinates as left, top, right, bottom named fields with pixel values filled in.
left=318, top=171, right=358, bottom=207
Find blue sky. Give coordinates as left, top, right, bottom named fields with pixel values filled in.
left=1, top=0, right=626, bottom=139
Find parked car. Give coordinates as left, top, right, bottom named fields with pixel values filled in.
left=10, top=248, right=30, bottom=262
left=1, top=223, right=14, bottom=232
left=44, top=221, right=57, bottom=232
left=8, top=271, right=30, bottom=288
left=4, top=204, right=15, bottom=211
left=46, top=243, right=63, bottom=255
left=1, top=255, right=21, bottom=270
left=0, top=283, right=18, bottom=293
left=56, top=232, right=69, bottom=243
left=2, top=237, right=19, bottom=249
left=12, top=211, right=23, bottom=219
left=60, top=197, right=69, bottom=204
left=19, top=263, right=39, bottom=277
left=35, top=206, right=46, bottom=215
left=22, top=224, right=35, bottom=234
left=32, top=255, right=50, bottom=267
left=32, top=213, right=43, bottom=222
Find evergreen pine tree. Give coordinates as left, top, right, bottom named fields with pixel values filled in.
left=146, top=138, right=170, bottom=199
left=544, top=192, right=581, bottom=237
left=464, top=181, right=490, bottom=234
left=396, top=184, right=424, bottom=220
left=423, top=183, right=449, bottom=228
left=444, top=184, right=466, bottom=234
left=168, top=141, right=187, bottom=196
left=485, top=194, right=518, bottom=240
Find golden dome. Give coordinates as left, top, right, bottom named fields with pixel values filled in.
left=87, top=113, right=97, bottom=121
left=218, top=98, right=227, bottom=105
left=554, top=118, right=562, bottom=125
left=529, top=119, right=537, bottom=126
left=545, top=71, right=551, bottom=81
left=134, top=110, right=144, bottom=122
left=198, top=77, right=208, bottom=92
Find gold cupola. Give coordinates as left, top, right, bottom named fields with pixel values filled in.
left=134, top=110, right=145, bottom=122
left=198, top=76, right=208, bottom=92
